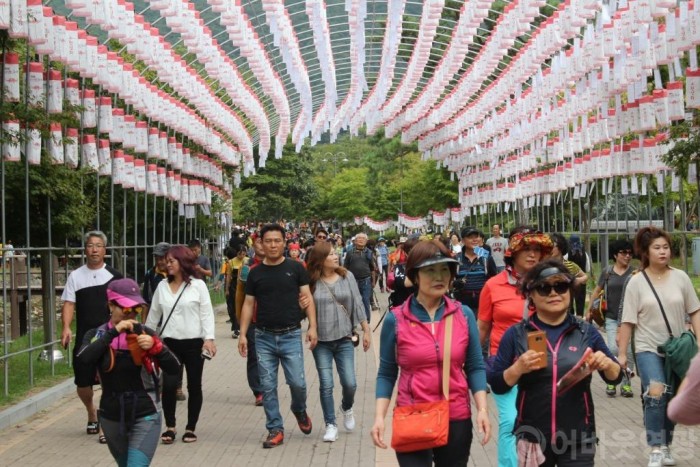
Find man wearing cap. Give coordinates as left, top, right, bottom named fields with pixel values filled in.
left=142, top=242, right=171, bottom=311
left=61, top=230, right=122, bottom=442
left=453, top=227, right=498, bottom=314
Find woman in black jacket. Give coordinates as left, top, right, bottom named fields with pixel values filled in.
left=78, top=278, right=180, bottom=466
left=487, top=260, right=622, bottom=466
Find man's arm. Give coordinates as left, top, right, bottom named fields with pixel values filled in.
left=60, top=301, right=75, bottom=348
left=237, top=295, right=256, bottom=357
left=300, top=284, right=318, bottom=350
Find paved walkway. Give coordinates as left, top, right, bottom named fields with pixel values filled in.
left=0, top=291, right=699, bottom=466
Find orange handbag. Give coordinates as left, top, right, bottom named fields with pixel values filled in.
left=391, top=314, right=453, bottom=453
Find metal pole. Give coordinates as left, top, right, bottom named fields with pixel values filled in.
left=23, top=43, right=34, bottom=383
left=1, top=39, right=9, bottom=396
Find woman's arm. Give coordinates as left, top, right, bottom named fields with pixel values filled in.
left=370, top=398, right=392, bottom=448
left=463, top=308, right=487, bottom=393
left=76, top=327, right=118, bottom=364
left=616, top=322, right=634, bottom=370
left=144, top=284, right=163, bottom=330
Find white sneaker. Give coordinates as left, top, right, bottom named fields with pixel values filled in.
left=661, top=446, right=676, bottom=466
left=340, top=406, right=355, bottom=431
left=323, top=423, right=338, bottom=442
left=648, top=450, right=663, bottom=467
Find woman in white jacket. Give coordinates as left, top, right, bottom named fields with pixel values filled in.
left=146, top=245, right=216, bottom=445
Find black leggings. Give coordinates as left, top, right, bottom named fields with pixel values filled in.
left=396, top=419, right=473, bottom=467
left=162, top=338, right=205, bottom=431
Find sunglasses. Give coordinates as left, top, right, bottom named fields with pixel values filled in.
left=122, top=305, right=144, bottom=314
left=317, top=236, right=327, bottom=240
left=533, top=282, right=570, bottom=297
left=617, top=250, right=632, bottom=256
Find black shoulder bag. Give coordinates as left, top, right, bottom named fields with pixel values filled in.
left=157, top=282, right=189, bottom=336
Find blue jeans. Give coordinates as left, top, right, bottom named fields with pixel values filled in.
left=311, top=338, right=357, bottom=425
left=604, top=318, right=634, bottom=372
left=356, top=277, right=372, bottom=323
left=255, top=328, right=307, bottom=432
left=635, top=351, right=675, bottom=446
left=493, top=385, right=518, bottom=467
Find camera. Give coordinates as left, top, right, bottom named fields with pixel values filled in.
left=126, top=323, right=144, bottom=334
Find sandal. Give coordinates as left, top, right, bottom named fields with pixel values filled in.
left=86, top=421, right=99, bottom=435
left=161, top=429, right=177, bottom=445
left=182, top=431, right=197, bottom=443
left=98, top=434, right=107, bottom=444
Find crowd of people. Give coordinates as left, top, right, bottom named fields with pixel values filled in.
left=57, top=222, right=700, bottom=466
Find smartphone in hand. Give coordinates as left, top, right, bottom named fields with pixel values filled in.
left=527, top=330, right=547, bottom=369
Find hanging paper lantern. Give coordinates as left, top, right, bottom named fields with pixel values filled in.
left=134, top=159, right=146, bottom=192
left=112, top=149, right=125, bottom=185
left=667, top=81, right=685, bottom=120
left=49, top=123, right=64, bottom=164
left=81, top=89, right=97, bottom=128
left=81, top=134, right=98, bottom=171
left=98, top=97, right=113, bottom=132
left=47, top=69, right=63, bottom=113
left=64, top=128, right=79, bottom=168
left=2, top=120, right=20, bottom=162
left=26, top=62, right=44, bottom=106
left=98, top=139, right=111, bottom=176
left=2, top=52, right=20, bottom=102
left=686, top=68, right=700, bottom=109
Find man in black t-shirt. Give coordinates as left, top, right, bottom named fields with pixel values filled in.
left=238, top=224, right=317, bottom=449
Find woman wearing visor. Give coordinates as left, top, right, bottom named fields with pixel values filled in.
left=371, top=240, right=491, bottom=466
left=77, top=278, right=180, bottom=465
left=478, top=226, right=552, bottom=467
left=488, top=260, right=622, bottom=466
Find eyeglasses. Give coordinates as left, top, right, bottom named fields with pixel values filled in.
left=316, top=235, right=327, bottom=240
left=86, top=243, right=105, bottom=249
left=618, top=250, right=633, bottom=256
left=533, top=282, right=570, bottom=297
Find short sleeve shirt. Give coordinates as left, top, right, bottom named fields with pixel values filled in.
left=486, top=237, right=508, bottom=267
left=197, top=255, right=211, bottom=272
left=621, top=268, right=700, bottom=355
left=61, top=264, right=122, bottom=348
left=478, top=271, right=526, bottom=356
left=245, top=258, right=310, bottom=328
left=597, top=266, right=632, bottom=320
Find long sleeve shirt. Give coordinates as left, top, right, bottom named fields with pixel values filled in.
left=145, top=278, right=216, bottom=340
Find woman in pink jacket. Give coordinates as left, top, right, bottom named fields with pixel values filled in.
left=370, top=240, right=491, bottom=466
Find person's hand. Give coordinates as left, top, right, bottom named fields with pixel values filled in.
left=617, top=354, right=627, bottom=371
left=370, top=418, right=387, bottom=449
left=115, top=319, right=138, bottom=333
left=306, top=327, right=318, bottom=350
left=137, top=334, right=154, bottom=350
left=298, top=293, right=311, bottom=310
left=584, top=309, right=593, bottom=322
left=238, top=335, right=248, bottom=357
left=515, top=350, right=546, bottom=375
left=362, top=331, right=371, bottom=352
left=61, top=327, right=72, bottom=349
left=476, top=409, right=491, bottom=445
left=586, top=350, right=617, bottom=372
left=203, top=339, right=217, bottom=358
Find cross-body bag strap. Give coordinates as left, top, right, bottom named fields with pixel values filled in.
left=321, top=279, right=354, bottom=329
left=158, top=282, right=189, bottom=337
left=641, top=270, right=674, bottom=338
left=441, top=314, right=453, bottom=400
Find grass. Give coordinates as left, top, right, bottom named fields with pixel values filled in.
left=0, top=328, right=74, bottom=410
left=0, top=286, right=226, bottom=410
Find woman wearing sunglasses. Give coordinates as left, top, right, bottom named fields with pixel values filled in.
left=77, top=278, right=180, bottom=465
left=587, top=239, right=635, bottom=398
left=477, top=225, right=552, bottom=467
left=145, top=245, right=217, bottom=445
left=488, top=260, right=622, bottom=466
